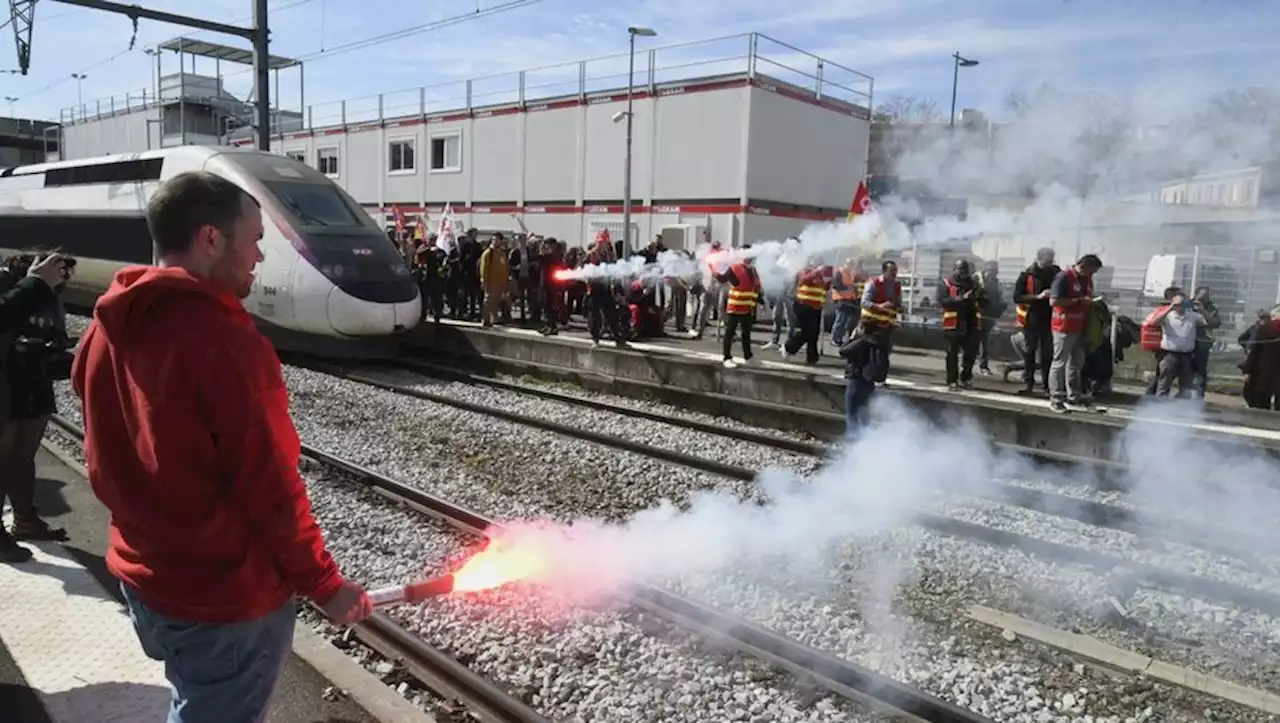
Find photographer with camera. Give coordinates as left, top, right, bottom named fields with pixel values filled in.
left=0, top=251, right=76, bottom=563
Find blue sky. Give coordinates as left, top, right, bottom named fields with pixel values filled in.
left=4, top=0, right=1278, bottom=123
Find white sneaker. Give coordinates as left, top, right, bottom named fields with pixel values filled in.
left=761, top=341, right=777, bottom=350
left=742, top=356, right=760, bottom=366
left=723, top=358, right=738, bottom=369
left=591, top=340, right=601, bottom=348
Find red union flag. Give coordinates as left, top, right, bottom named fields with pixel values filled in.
left=847, top=181, right=872, bottom=220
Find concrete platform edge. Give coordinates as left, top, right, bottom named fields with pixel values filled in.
left=38, top=438, right=436, bottom=723
left=966, top=604, right=1280, bottom=715
left=41, top=438, right=87, bottom=477
left=290, top=624, right=437, bottom=723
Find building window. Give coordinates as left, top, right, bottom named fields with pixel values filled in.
left=388, top=138, right=416, bottom=174
left=285, top=149, right=306, bottom=164
left=430, top=131, right=462, bottom=173
left=317, top=146, right=339, bottom=177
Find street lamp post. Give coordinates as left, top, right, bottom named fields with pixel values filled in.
left=71, top=72, right=88, bottom=113
left=948, top=52, right=978, bottom=128
left=3, top=96, right=16, bottom=116
left=622, top=26, right=656, bottom=258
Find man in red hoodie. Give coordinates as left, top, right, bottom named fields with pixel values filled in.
left=71, top=170, right=372, bottom=723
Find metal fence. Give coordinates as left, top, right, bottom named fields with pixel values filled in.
left=58, top=32, right=874, bottom=135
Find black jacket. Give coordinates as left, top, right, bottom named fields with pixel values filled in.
left=1013, top=263, right=1060, bottom=329
left=0, top=274, right=60, bottom=422
left=838, top=329, right=891, bottom=382
left=937, top=275, right=982, bottom=335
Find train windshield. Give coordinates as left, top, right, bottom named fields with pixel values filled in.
left=266, top=181, right=367, bottom=228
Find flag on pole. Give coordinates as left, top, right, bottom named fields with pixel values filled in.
left=847, top=180, right=872, bottom=220
left=393, top=204, right=407, bottom=234
left=436, top=203, right=458, bottom=255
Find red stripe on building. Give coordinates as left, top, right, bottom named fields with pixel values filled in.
left=368, top=203, right=843, bottom=221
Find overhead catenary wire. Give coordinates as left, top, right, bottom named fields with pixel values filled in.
left=11, top=0, right=319, bottom=100
left=216, top=0, right=545, bottom=80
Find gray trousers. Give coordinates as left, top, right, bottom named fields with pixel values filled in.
left=1156, top=350, right=1195, bottom=397
left=770, top=293, right=796, bottom=344
left=694, top=284, right=725, bottom=335
left=1049, top=331, right=1086, bottom=402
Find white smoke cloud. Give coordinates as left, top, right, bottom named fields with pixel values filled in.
left=474, top=396, right=1280, bottom=614
left=559, top=80, right=1279, bottom=301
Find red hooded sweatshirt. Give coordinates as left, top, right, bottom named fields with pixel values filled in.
left=71, top=266, right=343, bottom=623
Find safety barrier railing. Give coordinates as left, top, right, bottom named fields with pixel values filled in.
left=59, top=32, right=874, bottom=134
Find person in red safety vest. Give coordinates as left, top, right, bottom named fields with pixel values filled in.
left=1048, top=253, right=1103, bottom=413
left=936, top=259, right=984, bottom=390
left=784, top=263, right=833, bottom=365
left=859, top=260, right=903, bottom=334
left=711, top=254, right=760, bottom=367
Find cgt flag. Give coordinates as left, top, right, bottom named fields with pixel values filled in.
left=847, top=180, right=872, bottom=220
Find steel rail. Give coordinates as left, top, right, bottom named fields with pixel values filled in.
left=294, top=440, right=996, bottom=723
left=376, top=357, right=1280, bottom=562
left=46, top=414, right=552, bottom=723
left=299, top=363, right=1280, bottom=617
left=44, top=414, right=992, bottom=723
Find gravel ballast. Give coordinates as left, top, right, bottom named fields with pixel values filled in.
left=48, top=314, right=1280, bottom=722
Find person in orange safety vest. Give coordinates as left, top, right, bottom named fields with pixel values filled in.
left=711, top=254, right=761, bottom=368
left=784, top=263, right=833, bottom=365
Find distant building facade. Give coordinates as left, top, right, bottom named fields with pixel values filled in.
left=0, top=118, right=60, bottom=166
left=1156, top=167, right=1264, bottom=208
left=54, top=33, right=874, bottom=247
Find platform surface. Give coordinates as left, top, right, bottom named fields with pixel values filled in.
left=426, top=317, right=1280, bottom=444
left=0, top=446, right=382, bottom=723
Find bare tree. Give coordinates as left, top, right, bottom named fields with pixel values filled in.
left=874, top=94, right=942, bottom=123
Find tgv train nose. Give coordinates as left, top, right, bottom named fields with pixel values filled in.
left=326, top=286, right=422, bottom=336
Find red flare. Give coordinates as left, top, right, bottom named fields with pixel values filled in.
left=450, top=537, right=550, bottom=593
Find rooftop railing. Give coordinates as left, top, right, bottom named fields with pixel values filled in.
left=60, top=32, right=873, bottom=133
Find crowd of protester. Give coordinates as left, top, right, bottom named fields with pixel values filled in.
left=394, top=226, right=734, bottom=346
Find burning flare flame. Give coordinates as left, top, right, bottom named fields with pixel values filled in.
left=450, top=536, right=552, bottom=593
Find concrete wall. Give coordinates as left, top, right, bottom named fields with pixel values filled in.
left=259, top=80, right=749, bottom=210
left=744, top=85, right=870, bottom=211
left=741, top=211, right=814, bottom=245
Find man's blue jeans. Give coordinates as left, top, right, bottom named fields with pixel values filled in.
left=832, top=304, right=860, bottom=345
left=844, top=375, right=876, bottom=434
left=121, top=583, right=296, bottom=723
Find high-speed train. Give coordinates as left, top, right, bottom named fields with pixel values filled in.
left=0, top=146, right=421, bottom=356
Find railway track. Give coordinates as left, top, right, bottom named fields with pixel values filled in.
left=385, top=358, right=1280, bottom=561
left=294, top=356, right=1280, bottom=619
left=49, top=413, right=996, bottom=723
